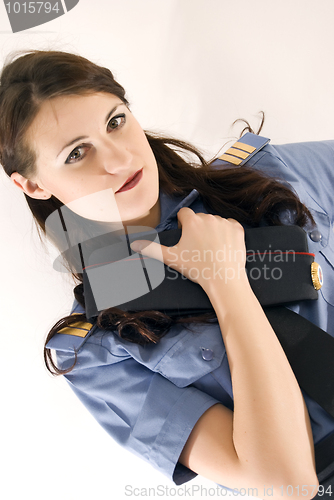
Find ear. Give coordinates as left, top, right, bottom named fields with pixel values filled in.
left=10, top=172, right=52, bottom=200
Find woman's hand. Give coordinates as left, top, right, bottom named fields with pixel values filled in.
left=130, top=207, right=248, bottom=295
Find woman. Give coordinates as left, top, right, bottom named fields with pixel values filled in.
left=0, top=50, right=333, bottom=499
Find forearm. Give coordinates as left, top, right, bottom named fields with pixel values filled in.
left=206, top=272, right=317, bottom=484
left=133, top=211, right=318, bottom=492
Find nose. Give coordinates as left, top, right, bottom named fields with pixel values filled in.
left=99, top=138, right=133, bottom=174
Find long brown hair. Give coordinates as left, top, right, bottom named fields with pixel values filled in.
left=0, top=50, right=314, bottom=375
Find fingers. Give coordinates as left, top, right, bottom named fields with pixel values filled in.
left=130, top=212, right=245, bottom=284
left=177, top=207, right=194, bottom=217
left=176, top=207, right=196, bottom=225
left=130, top=239, right=167, bottom=264
left=226, top=217, right=242, bottom=225
left=178, top=209, right=241, bottom=227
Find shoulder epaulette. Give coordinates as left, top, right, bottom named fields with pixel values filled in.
left=214, top=132, right=270, bottom=166
left=45, top=313, right=96, bottom=353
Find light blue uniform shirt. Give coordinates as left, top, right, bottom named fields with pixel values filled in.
left=47, top=134, right=334, bottom=486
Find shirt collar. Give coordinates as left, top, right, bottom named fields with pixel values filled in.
left=155, top=189, right=207, bottom=232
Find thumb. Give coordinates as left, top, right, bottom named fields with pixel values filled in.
left=130, top=239, right=167, bottom=263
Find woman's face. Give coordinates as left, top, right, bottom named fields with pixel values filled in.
left=21, top=92, right=160, bottom=226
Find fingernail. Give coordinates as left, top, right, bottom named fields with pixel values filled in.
left=130, top=241, right=142, bottom=252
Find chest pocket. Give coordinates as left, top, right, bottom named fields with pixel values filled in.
left=247, top=148, right=334, bottom=308
left=153, top=323, right=227, bottom=388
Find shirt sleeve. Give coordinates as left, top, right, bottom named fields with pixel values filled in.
left=58, top=341, right=220, bottom=485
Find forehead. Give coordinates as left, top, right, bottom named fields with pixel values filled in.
left=27, top=93, right=123, bottom=154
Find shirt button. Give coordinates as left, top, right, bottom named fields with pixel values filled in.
left=308, top=229, right=322, bottom=242
left=201, top=347, right=214, bottom=361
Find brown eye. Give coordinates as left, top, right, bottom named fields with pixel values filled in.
left=107, top=113, right=126, bottom=131
left=65, top=145, right=89, bottom=164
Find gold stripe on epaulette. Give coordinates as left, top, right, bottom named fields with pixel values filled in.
left=232, top=141, right=256, bottom=153
left=219, top=153, right=243, bottom=165
left=58, top=320, right=94, bottom=338
left=225, top=147, right=249, bottom=159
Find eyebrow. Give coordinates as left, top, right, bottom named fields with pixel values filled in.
left=57, top=103, right=124, bottom=158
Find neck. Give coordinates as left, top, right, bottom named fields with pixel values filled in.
left=123, top=198, right=161, bottom=234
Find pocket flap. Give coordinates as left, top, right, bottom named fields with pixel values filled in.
left=155, top=323, right=226, bottom=388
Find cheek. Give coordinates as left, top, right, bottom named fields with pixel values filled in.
left=44, top=173, right=92, bottom=205
left=133, top=127, right=155, bottom=161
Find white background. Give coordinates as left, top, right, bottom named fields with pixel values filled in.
left=1, top=1, right=334, bottom=499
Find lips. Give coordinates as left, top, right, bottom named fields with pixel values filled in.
left=116, top=169, right=143, bottom=193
